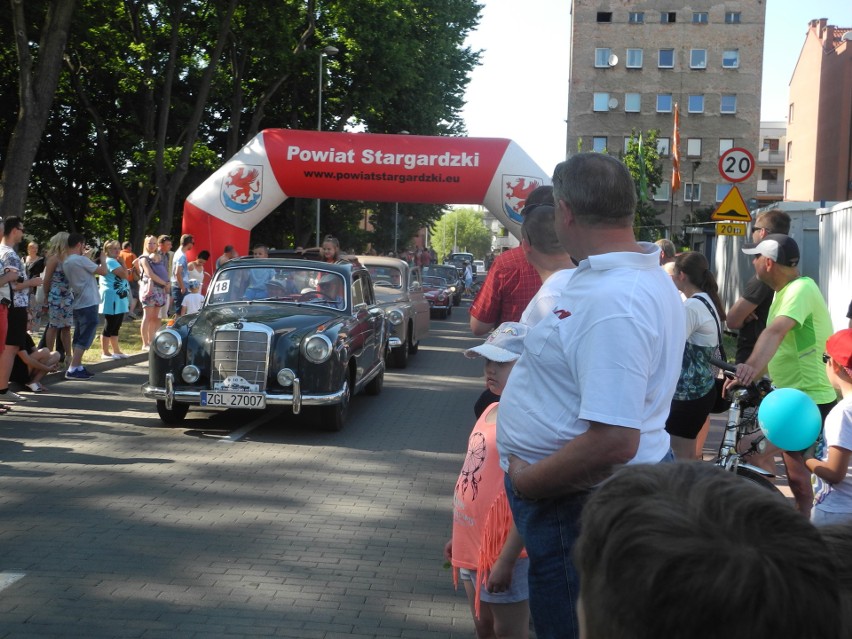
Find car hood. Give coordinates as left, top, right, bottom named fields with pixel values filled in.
left=189, top=302, right=345, bottom=335
left=374, top=287, right=409, bottom=304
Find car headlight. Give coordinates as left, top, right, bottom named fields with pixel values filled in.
left=153, top=329, right=182, bottom=358
left=277, top=368, right=296, bottom=387
left=303, top=334, right=333, bottom=364
left=182, top=365, right=200, bottom=383
left=387, top=309, right=404, bottom=325
left=449, top=286, right=456, bottom=292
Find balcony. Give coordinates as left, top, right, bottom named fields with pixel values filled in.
left=757, top=179, right=784, bottom=195
left=758, top=149, right=785, bottom=165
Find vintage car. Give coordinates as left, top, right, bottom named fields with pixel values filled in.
left=445, top=252, right=476, bottom=277
left=141, top=258, right=387, bottom=431
left=423, top=264, right=463, bottom=305
left=422, top=275, right=454, bottom=319
left=358, top=256, right=430, bottom=369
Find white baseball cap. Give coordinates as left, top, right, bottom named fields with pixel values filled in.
left=464, top=322, right=528, bottom=362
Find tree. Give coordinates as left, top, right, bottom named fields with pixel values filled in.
left=430, top=208, right=491, bottom=261
left=621, top=130, right=666, bottom=242
left=0, top=0, right=77, bottom=220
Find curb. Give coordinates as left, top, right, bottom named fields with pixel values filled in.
left=37, top=351, right=149, bottom=388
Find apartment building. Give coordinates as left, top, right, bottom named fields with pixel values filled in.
left=785, top=19, right=852, bottom=202
left=566, top=1, right=764, bottom=233
left=756, top=121, right=785, bottom=208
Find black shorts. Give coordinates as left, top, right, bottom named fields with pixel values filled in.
left=665, top=386, right=716, bottom=439
left=5, top=306, right=28, bottom=347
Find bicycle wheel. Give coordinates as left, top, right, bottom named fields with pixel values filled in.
left=735, top=466, right=783, bottom=496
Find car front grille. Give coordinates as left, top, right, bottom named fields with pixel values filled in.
left=211, top=327, right=271, bottom=391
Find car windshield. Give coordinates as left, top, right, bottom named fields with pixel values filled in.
left=423, top=266, right=456, bottom=279
left=423, top=276, right=447, bottom=287
left=207, top=265, right=347, bottom=310
left=365, top=265, right=403, bottom=288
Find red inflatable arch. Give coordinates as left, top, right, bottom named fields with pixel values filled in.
left=182, top=129, right=550, bottom=260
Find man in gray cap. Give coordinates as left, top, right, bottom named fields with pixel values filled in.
left=732, top=233, right=836, bottom=515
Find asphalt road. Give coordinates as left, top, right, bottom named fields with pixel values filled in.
left=0, top=307, right=486, bottom=638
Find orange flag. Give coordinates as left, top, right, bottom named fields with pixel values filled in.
left=671, top=103, right=681, bottom=192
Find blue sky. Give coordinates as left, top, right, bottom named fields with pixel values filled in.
left=461, top=0, right=852, bottom=174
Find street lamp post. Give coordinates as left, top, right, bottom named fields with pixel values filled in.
left=315, top=45, right=338, bottom=245
left=394, top=202, right=399, bottom=255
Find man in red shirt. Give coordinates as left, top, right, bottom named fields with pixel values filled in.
left=119, top=241, right=139, bottom=319
left=468, top=185, right=553, bottom=336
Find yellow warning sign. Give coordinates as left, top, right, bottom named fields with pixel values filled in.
left=711, top=186, right=752, bottom=222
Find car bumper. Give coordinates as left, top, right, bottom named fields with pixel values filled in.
left=389, top=336, right=403, bottom=349
left=428, top=301, right=450, bottom=309
left=142, top=373, right=346, bottom=415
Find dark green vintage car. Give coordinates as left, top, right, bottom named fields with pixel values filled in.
left=141, top=258, right=387, bottom=431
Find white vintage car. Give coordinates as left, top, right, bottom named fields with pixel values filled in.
left=358, top=256, right=430, bottom=369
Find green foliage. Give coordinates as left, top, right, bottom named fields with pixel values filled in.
left=430, top=208, right=491, bottom=261
left=621, top=129, right=666, bottom=242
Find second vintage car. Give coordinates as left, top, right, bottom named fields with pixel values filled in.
left=141, top=257, right=388, bottom=431
left=422, top=275, right=454, bottom=319
left=423, top=264, right=463, bottom=306
left=359, top=256, right=430, bottom=369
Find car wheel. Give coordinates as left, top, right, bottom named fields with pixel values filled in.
left=391, top=337, right=409, bottom=368
left=365, top=366, right=384, bottom=396
left=156, top=400, right=189, bottom=425
left=408, top=330, right=419, bottom=355
left=320, top=380, right=349, bottom=431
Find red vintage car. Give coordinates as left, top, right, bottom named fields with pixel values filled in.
left=421, top=275, right=454, bottom=319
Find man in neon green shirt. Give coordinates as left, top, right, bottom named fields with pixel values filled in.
left=734, top=234, right=836, bottom=514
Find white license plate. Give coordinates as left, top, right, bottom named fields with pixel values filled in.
left=200, top=391, right=266, bottom=409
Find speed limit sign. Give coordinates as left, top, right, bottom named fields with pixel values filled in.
left=718, top=147, right=755, bottom=183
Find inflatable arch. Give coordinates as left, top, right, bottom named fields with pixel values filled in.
left=182, top=129, right=551, bottom=259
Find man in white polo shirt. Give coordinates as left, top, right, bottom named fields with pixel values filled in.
left=496, top=153, right=685, bottom=639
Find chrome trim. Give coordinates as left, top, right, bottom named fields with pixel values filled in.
left=211, top=322, right=272, bottom=391
left=292, top=378, right=302, bottom=414
left=388, top=337, right=403, bottom=348
left=165, top=373, right=175, bottom=410
left=142, top=382, right=346, bottom=411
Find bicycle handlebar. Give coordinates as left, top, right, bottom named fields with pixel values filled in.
left=710, top=357, right=737, bottom=375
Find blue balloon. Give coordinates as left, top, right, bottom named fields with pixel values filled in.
left=758, top=387, right=822, bottom=451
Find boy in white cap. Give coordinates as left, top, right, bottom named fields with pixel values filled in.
left=180, top=280, right=204, bottom=316
left=444, top=322, right=530, bottom=639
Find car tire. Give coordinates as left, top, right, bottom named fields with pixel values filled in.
left=408, top=330, right=419, bottom=355
left=320, top=380, right=349, bottom=431
left=391, top=337, right=409, bottom=368
left=156, top=400, right=189, bottom=425
left=365, top=366, right=384, bottom=396
left=440, top=308, right=448, bottom=319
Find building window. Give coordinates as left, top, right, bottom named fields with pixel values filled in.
left=592, top=137, right=608, bottom=153
left=626, top=48, right=644, bottom=68
left=597, top=12, right=612, bottom=23
left=690, top=49, right=707, bottom=69
left=692, top=12, right=708, bottom=24
left=658, top=49, right=675, bottom=68
left=687, top=138, right=702, bottom=157
left=656, top=94, right=673, bottom=112
left=654, top=181, right=671, bottom=201
left=688, top=95, right=705, bottom=113
left=787, top=141, right=793, bottom=161
left=716, top=183, right=733, bottom=202
left=725, top=12, right=741, bottom=24
left=684, top=183, right=701, bottom=202
left=629, top=11, right=644, bottom=24
left=722, top=49, right=740, bottom=68
left=625, top=93, right=641, bottom=112
left=762, top=138, right=779, bottom=151
left=660, top=12, right=676, bottom=23
left=789, top=103, right=794, bottom=123
left=623, top=137, right=632, bottom=154
left=720, top=94, right=737, bottom=114
left=595, top=48, right=612, bottom=67
left=593, top=93, right=610, bottom=112
left=761, top=169, right=778, bottom=181
left=657, top=137, right=671, bottom=157
left=719, top=138, right=734, bottom=154
left=785, top=179, right=790, bottom=198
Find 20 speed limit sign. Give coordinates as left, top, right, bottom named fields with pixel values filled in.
left=718, top=147, right=755, bottom=183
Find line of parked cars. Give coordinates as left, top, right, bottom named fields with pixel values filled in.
left=141, top=252, right=457, bottom=431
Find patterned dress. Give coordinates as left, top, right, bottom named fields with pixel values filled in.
left=47, top=261, right=74, bottom=328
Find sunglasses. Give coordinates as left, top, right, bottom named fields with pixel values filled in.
left=823, top=352, right=832, bottom=364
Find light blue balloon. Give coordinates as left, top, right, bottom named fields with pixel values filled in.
left=758, top=387, right=822, bottom=451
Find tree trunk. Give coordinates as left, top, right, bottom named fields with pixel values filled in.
left=0, top=0, right=77, bottom=219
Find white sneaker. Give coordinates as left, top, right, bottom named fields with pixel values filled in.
left=101, top=354, right=114, bottom=360
left=3, top=390, right=26, bottom=401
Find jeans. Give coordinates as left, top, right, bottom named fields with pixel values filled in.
left=72, top=304, right=99, bottom=349
left=505, top=475, right=586, bottom=639
left=170, top=285, right=184, bottom=316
